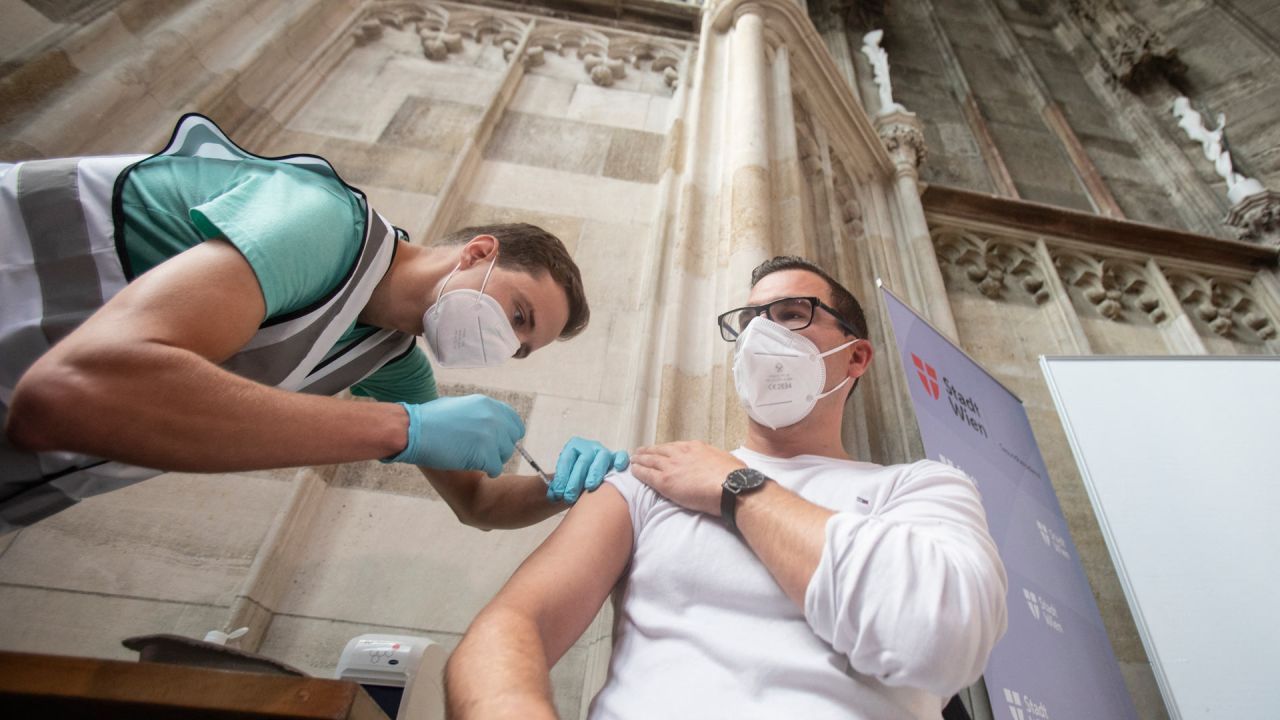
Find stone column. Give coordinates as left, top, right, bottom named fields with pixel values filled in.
left=727, top=4, right=774, bottom=277
left=1146, top=259, right=1210, bottom=354
left=807, top=0, right=858, bottom=92
left=875, top=109, right=960, bottom=341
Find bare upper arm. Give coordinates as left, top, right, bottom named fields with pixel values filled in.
left=485, top=482, right=633, bottom=665
left=49, top=238, right=266, bottom=364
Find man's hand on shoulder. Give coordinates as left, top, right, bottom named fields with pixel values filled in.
left=630, top=441, right=745, bottom=516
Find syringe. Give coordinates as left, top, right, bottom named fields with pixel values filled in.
left=515, top=444, right=551, bottom=486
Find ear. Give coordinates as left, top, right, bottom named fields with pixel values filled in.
left=457, top=234, right=499, bottom=269
left=844, top=339, right=874, bottom=382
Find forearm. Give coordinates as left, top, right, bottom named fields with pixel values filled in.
left=7, top=341, right=407, bottom=471
left=420, top=468, right=563, bottom=530
left=446, top=605, right=558, bottom=720
left=735, top=481, right=835, bottom=606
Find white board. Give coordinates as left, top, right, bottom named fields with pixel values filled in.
left=1040, top=356, right=1280, bottom=720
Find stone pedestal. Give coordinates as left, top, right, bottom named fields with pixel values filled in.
left=1225, top=190, right=1280, bottom=247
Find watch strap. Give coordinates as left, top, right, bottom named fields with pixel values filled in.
left=720, top=484, right=741, bottom=536
left=721, top=468, right=767, bottom=537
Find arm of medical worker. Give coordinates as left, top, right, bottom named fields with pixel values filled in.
left=417, top=468, right=559, bottom=530
left=417, top=437, right=629, bottom=530
left=446, top=485, right=633, bottom=719
left=4, top=239, right=503, bottom=473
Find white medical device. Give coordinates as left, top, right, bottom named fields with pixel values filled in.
left=336, top=633, right=446, bottom=720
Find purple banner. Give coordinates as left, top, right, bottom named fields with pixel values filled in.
left=881, top=286, right=1135, bottom=720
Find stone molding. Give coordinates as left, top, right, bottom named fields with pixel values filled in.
left=923, top=185, right=1278, bottom=270
left=930, top=215, right=1280, bottom=346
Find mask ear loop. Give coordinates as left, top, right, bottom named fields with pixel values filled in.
left=814, top=337, right=860, bottom=398
left=435, top=263, right=461, bottom=305
left=477, top=252, right=499, bottom=298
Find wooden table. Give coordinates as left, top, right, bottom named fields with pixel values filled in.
left=0, top=650, right=390, bottom=719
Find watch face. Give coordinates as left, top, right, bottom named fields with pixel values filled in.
left=727, top=468, right=766, bottom=492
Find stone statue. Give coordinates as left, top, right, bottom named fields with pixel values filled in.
left=861, top=30, right=905, bottom=116
left=1172, top=96, right=1264, bottom=205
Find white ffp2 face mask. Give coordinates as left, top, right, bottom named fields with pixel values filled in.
left=732, top=317, right=858, bottom=430
left=422, top=255, right=520, bottom=369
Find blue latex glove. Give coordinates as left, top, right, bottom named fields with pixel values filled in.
left=549, top=436, right=630, bottom=504
left=385, top=395, right=525, bottom=477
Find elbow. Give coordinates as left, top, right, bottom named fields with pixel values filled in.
left=6, top=366, right=87, bottom=453
left=896, top=566, right=1009, bottom=695
left=447, top=498, right=495, bottom=531
left=846, top=557, right=1008, bottom=696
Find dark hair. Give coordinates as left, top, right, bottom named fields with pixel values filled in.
left=439, top=223, right=589, bottom=340
left=750, top=256, right=868, bottom=339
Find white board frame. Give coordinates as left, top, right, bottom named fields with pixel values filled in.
left=1040, top=356, right=1280, bottom=720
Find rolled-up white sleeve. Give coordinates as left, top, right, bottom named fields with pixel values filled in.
left=803, top=462, right=1008, bottom=696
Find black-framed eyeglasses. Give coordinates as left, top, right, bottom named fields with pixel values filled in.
left=717, top=296, right=860, bottom=342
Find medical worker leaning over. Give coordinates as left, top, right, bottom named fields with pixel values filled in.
left=446, top=256, right=1008, bottom=720
left=1, top=114, right=627, bottom=534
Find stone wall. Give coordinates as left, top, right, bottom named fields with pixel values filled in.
left=815, top=0, right=1280, bottom=244
left=1, top=2, right=1278, bottom=720
left=0, top=1, right=690, bottom=717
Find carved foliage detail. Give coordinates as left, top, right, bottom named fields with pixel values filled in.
left=932, top=229, right=1048, bottom=304
left=1165, top=272, right=1277, bottom=342
left=526, top=24, right=684, bottom=88
left=1052, top=250, right=1166, bottom=323
left=353, top=2, right=525, bottom=62
left=830, top=154, right=864, bottom=241
left=793, top=100, right=824, bottom=181
left=351, top=2, right=685, bottom=87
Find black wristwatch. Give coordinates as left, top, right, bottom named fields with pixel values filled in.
left=721, top=468, right=768, bottom=537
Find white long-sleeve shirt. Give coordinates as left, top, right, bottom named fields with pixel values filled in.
left=588, top=448, right=1008, bottom=720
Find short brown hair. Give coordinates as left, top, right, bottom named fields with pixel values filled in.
left=439, top=223, right=589, bottom=339
left=750, top=256, right=868, bottom=338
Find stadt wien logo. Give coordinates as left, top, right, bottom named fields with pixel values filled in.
left=911, top=353, right=940, bottom=400
left=909, top=352, right=988, bottom=438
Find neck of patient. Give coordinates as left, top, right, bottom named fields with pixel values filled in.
left=743, top=400, right=852, bottom=462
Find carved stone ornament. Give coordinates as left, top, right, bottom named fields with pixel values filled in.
left=876, top=110, right=926, bottom=172
left=1066, top=0, right=1186, bottom=91
left=807, top=0, right=889, bottom=34
left=351, top=2, right=526, bottom=62
left=861, top=29, right=906, bottom=116
left=353, top=2, right=684, bottom=88
left=526, top=24, right=684, bottom=88
left=1165, top=271, right=1277, bottom=342
left=932, top=228, right=1049, bottom=304
left=1224, top=190, right=1280, bottom=247
left=1052, top=250, right=1167, bottom=323
left=794, top=101, right=825, bottom=180
left=831, top=154, right=865, bottom=240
